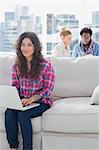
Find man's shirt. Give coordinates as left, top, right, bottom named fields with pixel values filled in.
left=72, top=40, right=99, bottom=57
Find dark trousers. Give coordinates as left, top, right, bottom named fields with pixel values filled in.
left=5, top=103, right=50, bottom=150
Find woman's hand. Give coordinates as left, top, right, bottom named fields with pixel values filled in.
left=21, top=97, right=34, bottom=107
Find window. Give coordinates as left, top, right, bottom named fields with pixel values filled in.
left=0, top=0, right=99, bottom=55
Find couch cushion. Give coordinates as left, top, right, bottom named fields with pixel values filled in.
left=42, top=134, right=99, bottom=150
left=0, top=54, right=42, bottom=133
left=51, top=57, right=99, bottom=97
left=0, top=132, right=41, bottom=150
left=0, top=107, right=41, bottom=133
left=90, top=86, right=99, bottom=105
left=42, top=97, right=99, bottom=133
left=0, top=54, right=15, bottom=85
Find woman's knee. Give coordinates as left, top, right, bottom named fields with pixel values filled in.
left=5, top=109, right=16, bottom=120
left=17, top=111, right=28, bottom=122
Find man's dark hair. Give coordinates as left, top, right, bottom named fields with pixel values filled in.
left=80, top=28, right=92, bottom=36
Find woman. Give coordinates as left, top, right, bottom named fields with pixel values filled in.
left=5, top=32, right=55, bottom=150
left=53, top=27, right=72, bottom=57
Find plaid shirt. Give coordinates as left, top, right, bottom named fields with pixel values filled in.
left=12, top=59, right=55, bottom=106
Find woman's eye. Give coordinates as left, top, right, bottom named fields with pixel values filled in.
left=21, top=44, right=32, bottom=47
left=28, top=44, right=32, bottom=46
left=21, top=44, right=25, bottom=46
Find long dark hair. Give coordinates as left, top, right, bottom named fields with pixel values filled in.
left=15, top=32, right=44, bottom=79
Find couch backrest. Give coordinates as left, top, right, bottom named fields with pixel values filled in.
left=0, top=55, right=99, bottom=97
left=0, top=54, right=15, bottom=85
left=51, top=56, right=99, bottom=97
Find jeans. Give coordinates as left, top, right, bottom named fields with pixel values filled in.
left=5, top=103, right=50, bottom=150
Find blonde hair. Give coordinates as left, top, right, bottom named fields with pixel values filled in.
left=60, top=27, right=72, bottom=37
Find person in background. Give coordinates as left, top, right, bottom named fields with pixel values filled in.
left=53, top=27, right=72, bottom=57
left=5, top=32, right=55, bottom=150
left=72, top=27, right=99, bottom=57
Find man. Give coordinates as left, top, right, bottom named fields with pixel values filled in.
left=53, top=27, right=72, bottom=57
left=72, top=27, right=99, bottom=57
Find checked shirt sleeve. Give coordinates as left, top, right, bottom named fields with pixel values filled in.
left=36, top=61, right=55, bottom=105
left=12, top=65, right=20, bottom=89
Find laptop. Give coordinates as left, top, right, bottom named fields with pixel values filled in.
left=0, top=85, right=40, bottom=111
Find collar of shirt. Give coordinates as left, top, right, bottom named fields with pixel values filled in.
left=80, top=40, right=95, bottom=54
left=61, top=42, right=70, bottom=51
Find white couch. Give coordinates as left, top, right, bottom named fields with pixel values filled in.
left=0, top=54, right=99, bottom=150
